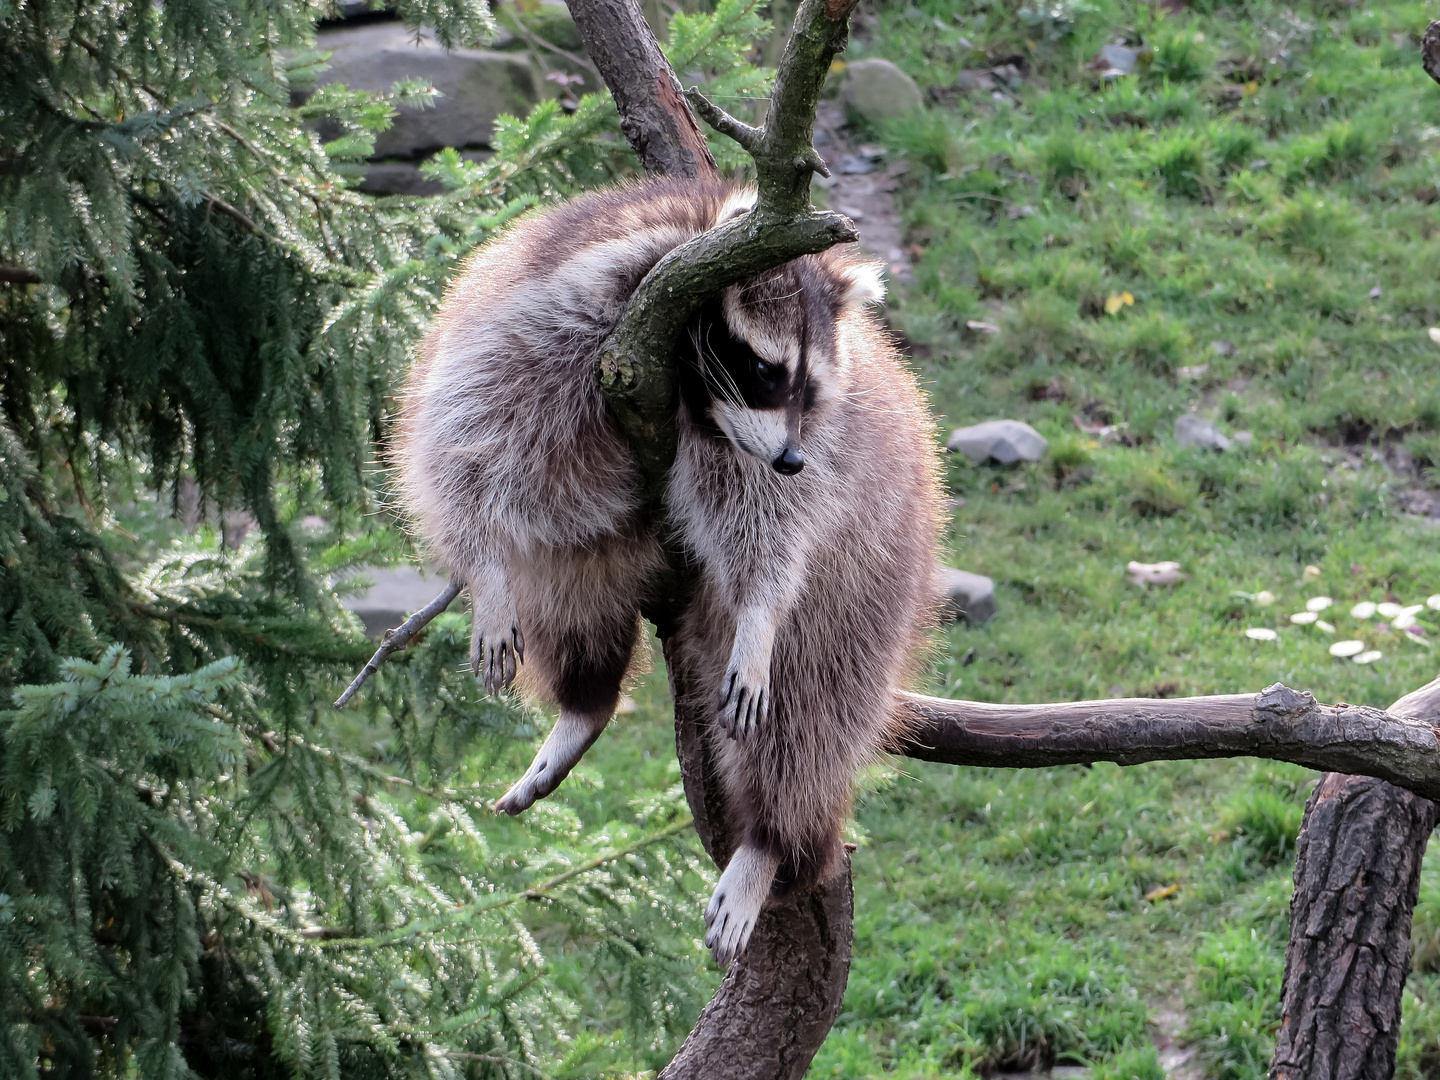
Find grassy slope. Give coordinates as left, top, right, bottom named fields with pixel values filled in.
left=797, top=0, right=1440, bottom=1076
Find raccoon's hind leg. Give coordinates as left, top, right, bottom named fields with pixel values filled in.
left=703, top=843, right=781, bottom=965
left=493, top=610, right=639, bottom=816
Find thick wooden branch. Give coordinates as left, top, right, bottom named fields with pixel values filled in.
left=1424, top=20, right=1440, bottom=86
left=565, top=0, right=718, bottom=179
left=898, top=682, right=1440, bottom=803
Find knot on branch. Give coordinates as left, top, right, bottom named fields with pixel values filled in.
left=1256, top=683, right=1316, bottom=719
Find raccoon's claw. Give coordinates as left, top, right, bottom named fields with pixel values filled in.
left=717, top=666, right=769, bottom=742
left=472, top=624, right=523, bottom=693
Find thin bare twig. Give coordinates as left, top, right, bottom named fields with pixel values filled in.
left=333, top=582, right=463, bottom=707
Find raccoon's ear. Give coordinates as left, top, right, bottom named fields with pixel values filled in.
left=718, top=189, right=758, bottom=223
left=837, top=261, right=886, bottom=309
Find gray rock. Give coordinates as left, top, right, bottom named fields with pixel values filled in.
left=1097, top=43, right=1140, bottom=75
left=936, top=567, right=996, bottom=626
left=357, top=161, right=446, bottom=197
left=1174, top=413, right=1231, bottom=452
left=840, top=58, right=924, bottom=125
left=344, top=565, right=452, bottom=638
left=1232, top=430, right=1253, bottom=448
left=1211, top=338, right=1237, bottom=357
left=946, top=420, right=1048, bottom=465
left=315, top=23, right=541, bottom=158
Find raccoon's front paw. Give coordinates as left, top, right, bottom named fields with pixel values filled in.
left=717, top=654, right=770, bottom=743
left=471, top=618, right=524, bottom=694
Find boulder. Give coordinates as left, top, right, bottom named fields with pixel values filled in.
left=840, top=58, right=924, bottom=126
left=315, top=23, right=541, bottom=158
left=946, top=419, right=1048, bottom=465
left=344, top=565, right=452, bottom=638
left=936, top=567, right=996, bottom=626
left=1174, top=414, right=1230, bottom=452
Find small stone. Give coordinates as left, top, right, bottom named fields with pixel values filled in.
left=946, top=420, right=1048, bottom=465
left=1127, top=560, right=1185, bottom=586
left=1176, top=363, right=1209, bottom=380
left=1095, top=43, right=1140, bottom=74
left=1369, top=285, right=1383, bottom=299
left=1232, top=430, right=1253, bottom=448
left=1211, top=339, right=1237, bottom=357
left=936, top=567, right=996, bottom=625
left=1303, top=565, right=1321, bottom=580
left=840, top=58, right=924, bottom=125
left=1174, top=414, right=1231, bottom=452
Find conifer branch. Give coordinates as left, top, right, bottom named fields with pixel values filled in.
left=0, top=265, right=43, bottom=285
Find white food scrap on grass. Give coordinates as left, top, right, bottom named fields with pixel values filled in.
left=1428, top=594, right=1440, bottom=610
left=1290, top=611, right=1318, bottom=624
left=1316, top=620, right=1336, bottom=633
left=1246, top=627, right=1278, bottom=641
left=1351, top=601, right=1377, bottom=619
left=1378, top=602, right=1403, bottom=618
left=1354, top=650, right=1383, bottom=665
left=1305, top=596, right=1333, bottom=611
left=1393, top=605, right=1424, bottom=630
left=1429, top=327, right=1440, bottom=346
left=1302, top=565, right=1321, bottom=580
left=1127, top=560, right=1185, bottom=586
left=1330, top=640, right=1365, bottom=658
left=1255, top=590, right=1276, bottom=605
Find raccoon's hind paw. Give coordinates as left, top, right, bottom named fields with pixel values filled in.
left=493, top=710, right=603, bottom=816
left=703, top=845, right=779, bottom=966
left=471, top=620, right=524, bottom=694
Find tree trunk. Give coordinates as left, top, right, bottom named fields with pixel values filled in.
left=1270, top=680, right=1440, bottom=1080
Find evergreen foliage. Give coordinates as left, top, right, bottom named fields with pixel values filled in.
left=0, top=0, right=773, bottom=1073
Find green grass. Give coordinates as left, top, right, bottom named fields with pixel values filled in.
left=788, top=0, right=1440, bottom=1075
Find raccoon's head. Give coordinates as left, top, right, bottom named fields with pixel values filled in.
left=679, top=252, right=885, bottom=475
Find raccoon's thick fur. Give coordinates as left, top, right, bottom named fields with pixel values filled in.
left=397, top=177, right=943, bottom=964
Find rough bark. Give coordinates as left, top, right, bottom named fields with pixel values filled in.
left=1269, top=679, right=1440, bottom=1080
left=658, top=851, right=853, bottom=1080
left=564, top=0, right=717, bottom=180
left=897, top=683, right=1440, bottom=802
left=1423, top=20, right=1440, bottom=86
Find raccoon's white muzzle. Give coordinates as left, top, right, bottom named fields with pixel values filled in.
left=712, top=401, right=803, bottom=474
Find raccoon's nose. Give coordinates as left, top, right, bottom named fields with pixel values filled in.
left=772, top=446, right=805, bottom=475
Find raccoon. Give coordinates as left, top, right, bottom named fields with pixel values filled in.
left=397, top=177, right=943, bottom=964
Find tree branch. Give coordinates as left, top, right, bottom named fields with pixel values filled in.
left=333, top=582, right=463, bottom=707
left=897, top=682, right=1440, bottom=803
left=0, top=265, right=43, bottom=285
left=1423, top=20, right=1440, bottom=86
left=565, top=0, right=718, bottom=179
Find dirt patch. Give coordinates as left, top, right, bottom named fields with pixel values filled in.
left=813, top=100, right=913, bottom=282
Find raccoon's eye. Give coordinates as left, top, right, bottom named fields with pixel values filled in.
left=754, top=358, right=778, bottom=382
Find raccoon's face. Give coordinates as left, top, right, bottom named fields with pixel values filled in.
left=680, top=257, right=884, bottom=475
